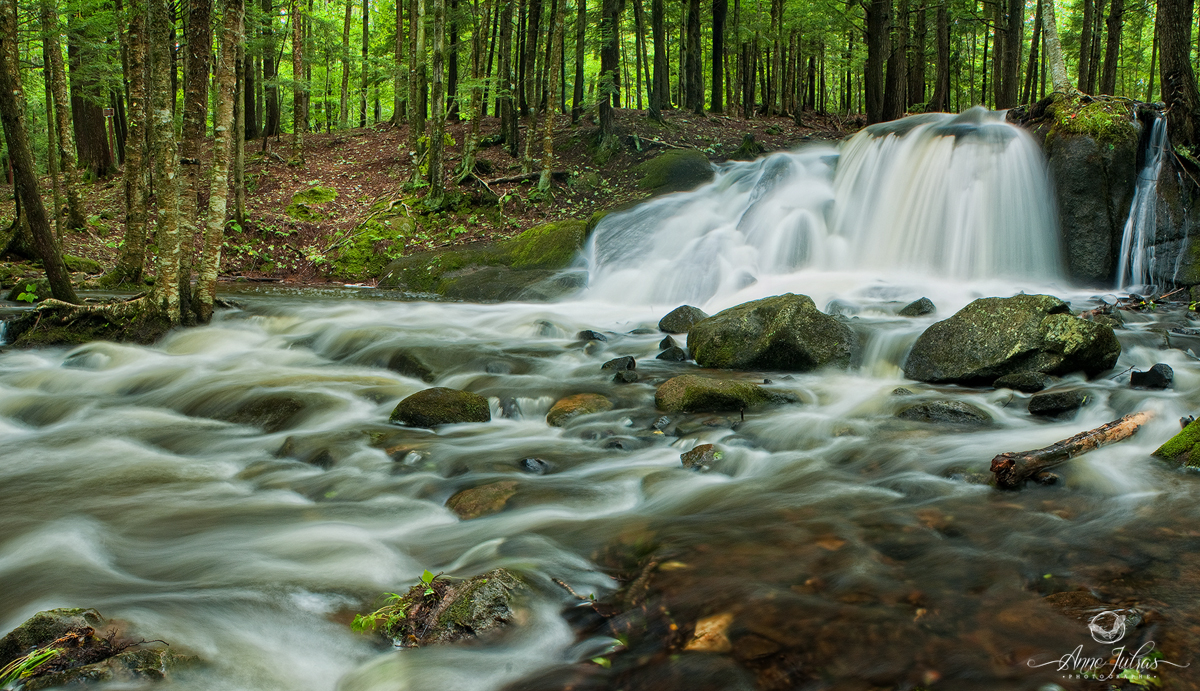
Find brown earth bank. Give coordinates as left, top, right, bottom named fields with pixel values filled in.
left=0, top=108, right=856, bottom=292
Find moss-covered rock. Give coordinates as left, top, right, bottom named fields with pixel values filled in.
left=546, top=393, right=613, bottom=427
left=681, top=443, right=721, bottom=471
left=285, top=185, right=338, bottom=220
left=506, top=220, right=589, bottom=270
left=391, top=387, right=491, bottom=427
left=993, top=371, right=1054, bottom=392
left=440, top=266, right=562, bottom=302
left=688, top=293, right=856, bottom=371
left=896, top=400, right=992, bottom=425
left=5, top=277, right=49, bottom=302
left=636, top=149, right=714, bottom=194
left=63, top=255, right=102, bottom=274
left=1154, top=418, right=1200, bottom=467
left=902, top=294, right=1121, bottom=385
left=658, top=305, right=709, bottom=334
left=655, top=375, right=777, bottom=413
left=23, top=648, right=189, bottom=690
left=1027, top=389, right=1090, bottom=418
left=331, top=215, right=415, bottom=281
left=6, top=302, right=173, bottom=348
left=0, top=608, right=103, bottom=668
left=224, top=394, right=308, bottom=433
left=446, top=481, right=518, bottom=519
left=354, top=568, right=529, bottom=647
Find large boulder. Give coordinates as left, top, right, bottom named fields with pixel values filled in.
left=390, top=388, right=491, bottom=427
left=659, top=305, right=709, bottom=334
left=1154, top=419, right=1200, bottom=467
left=896, top=400, right=991, bottom=426
left=655, top=375, right=791, bottom=413
left=688, top=294, right=856, bottom=371
left=902, top=294, right=1121, bottom=385
left=636, top=149, right=714, bottom=194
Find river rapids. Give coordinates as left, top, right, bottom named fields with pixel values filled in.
left=3, top=110, right=1200, bottom=691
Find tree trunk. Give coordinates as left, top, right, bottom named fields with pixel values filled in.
left=340, top=0, right=352, bottom=126
left=150, top=0, right=182, bottom=321
left=1040, top=0, right=1071, bottom=93
left=928, top=0, right=948, bottom=111
left=1086, top=0, right=1103, bottom=94
left=291, top=0, right=305, bottom=162
left=521, top=0, right=542, bottom=116
left=539, top=0, right=563, bottom=190
left=685, top=0, right=701, bottom=112
left=409, top=0, right=429, bottom=167
left=235, top=42, right=246, bottom=222
left=1000, top=0, right=1020, bottom=107
left=649, top=0, right=665, bottom=118
left=1078, top=0, right=1094, bottom=91
left=710, top=0, right=725, bottom=112
left=498, top=0, right=516, bottom=155
left=244, top=52, right=259, bottom=138
left=1159, top=0, right=1200, bottom=146
left=41, top=41, right=63, bottom=240
left=882, top=0, right=906, bottom=120
left=449, top=0, right=459, bottom=118
left=1022, top=0, right=1041, bottom=103
left=907, top=4, right=925, bottom=106
left=263, top=0, right=281, bottom=137
left=458, top=0, right=486, bottom=181
left=0, top=0, right=77, bottom=303
left=429, top=0, right=446, bottom=201
left=598, top=0, right=619, bottom=134
left=865, top=0, right=889, bottom=122
left=197, top=0, right=243, bottom=323
left=1100, top=0, right=1122, bottom=95
left=68, top=20, right=114, bottom=178
left=180, top=0, right=213, bottom=323
left=393, top=0, right=406, bottom=122
left=572, top=0, right=586, bottom=120
left=112, top=0, right=149, bottom=285
left=39, top=0, right=85, bottom=230
left=360, top=0, right=369, bottom=126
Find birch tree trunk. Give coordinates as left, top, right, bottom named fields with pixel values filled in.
left=180, top=0, right=213, bottom=322
left=197, top=0, right=244, bottom=322
left=428, top=0, right=446, bottom=201
left=291, top=0, right=306, bottom=163
left=112, top=0, right=149, bottom=285
left=538, top=0, right=563, bottom=190
left=150, top=0, right=183, bottom=321
left=340, top=0, right=352, bottom=126
left=1040, top=0, right=1072, bottom=93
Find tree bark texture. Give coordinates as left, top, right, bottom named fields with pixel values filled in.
left=115, top=0, right=149, bottom=284
left=40, top=0, right=85, bottom=230
left=150, top=0, right=182, bottom=321
left=991, top=412, right=1152, bottom=489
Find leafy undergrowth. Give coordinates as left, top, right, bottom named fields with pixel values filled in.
left=0, top=108, right=855, bottom=287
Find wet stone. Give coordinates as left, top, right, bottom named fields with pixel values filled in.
left=518, top=457, right=551, bottom=474
left=896, top=400, right=992, bottom=426
left=658, top=305, right=709, bottom=334
left=994, top=371, right=1054, bottom=393
left=681, top=443, right=721, bottom=471
left=657, top=346, right=689, bottom=362
left=613, top=370, right=639, bottom=384
left=659, top=335, right=678, bottom=350
left=891, top=387, right=914, bottom=396
left=1131, top=363, right=1174, bottom=389
left=898, top=297, right=936, bottom=317
left=446, top=481, right=519, bottom=519
left=601, top=356, right=636, bottom=371
left=546, top=393, right=614, bottom=427
left=1028, top=389, right=1090, bottom=417
left=576, top=330, right=608, bottom=342
left=390, top=388, right=491, bottom=427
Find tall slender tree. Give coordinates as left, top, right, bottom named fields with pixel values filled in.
left=711, top=0, right=725, bottom=112
left=339, top=0, right=353, bottom=126
left=429, top=0, right=446, bottom=201
left=39, top=0, right=85, bottom=230
left=1100, top=0, right=1123, bottom=95
left=111, top=0, right=149, bottom=285
left=150, top=0, right=183, bottom=321
left=572, top=0, right=586, bottom=121
left=291, top=0, right=306, bottom=162
left=539, top=0, right=564, bottom=189
left=1158, top=0, right=1200, bottom=145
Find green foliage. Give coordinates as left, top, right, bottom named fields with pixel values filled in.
left=1116, top=667, right=1161, bottom=687
left=0, top=646, right=60, bottom=686
left=350, top=592, right=410, bottom=634
left=1049, top=96, right=1138, bottom=143
left=16, top=284, right=38, bottom=304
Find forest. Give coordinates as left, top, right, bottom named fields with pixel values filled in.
left=0, top=0, right=1197, bottom=330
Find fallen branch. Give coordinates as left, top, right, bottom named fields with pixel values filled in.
left=990, top=411, right=1154, bottom=489
left=485, top=170, right=569, bottom=185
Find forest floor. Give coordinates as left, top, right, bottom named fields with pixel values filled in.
left=4, top=107, right=860, bottom=287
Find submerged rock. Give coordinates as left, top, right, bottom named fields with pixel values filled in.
left=655, top=375, right=791, bottom=413
left=1154, top=418, right=1200, bottom=467
left=518, top=457, right=551, bottom=474
left=546, top=393, right=614, bottom=427
left=656, top=346, right=689, bottom=361
left=0, top=608, right=191, bottom=690
left=601, top=356, right=636, bottom=371
left=688, top=293, right=856, bottom=371
left=225, top=394, right=308, bottom=433
left=612, top=370, right=640, bottom=383
left=446, top=481, right=518, bottom=519
left=576, top=330, right=608, bottom=342
left=898, top=297, right=936, bottom=317
left=993, top=371, right=1054, bottom=393
left=1131, top=363, right=1174, bottom=389
left=354, top=569, right=530, bottom=647
left=1028, top=390, right=1090, bottom=417
left=896, top=400, right=992, bottom=426
left=658, top=305, right=709, bottom=334
left=902, top=294, right=1121, bottom=385
left=681, top=443, right=721, bottom=471
left=390, top=388, right=491, bottom=427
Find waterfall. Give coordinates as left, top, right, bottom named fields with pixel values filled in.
left=1116, top=115, right=1169, bottom=290
left=583, top=107, right=1062, bottom=306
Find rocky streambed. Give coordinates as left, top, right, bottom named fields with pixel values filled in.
left=2, top=283, right=1200, bottom=691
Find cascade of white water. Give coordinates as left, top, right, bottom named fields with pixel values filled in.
left=1116, top=115, right=1168, bottom=290
left=583, top=107, right=1062, bottom=306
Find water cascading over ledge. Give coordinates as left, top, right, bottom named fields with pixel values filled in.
left=584, top=107, right=1062, bottom=306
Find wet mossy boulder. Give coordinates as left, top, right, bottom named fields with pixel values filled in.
left=681, top=443, right=721, bottom=471
left=285, top=185, right=338, bottom=220
left=63, top=255, right=102, bottom=274
left=896, top=400, right=992, bottom=426
left=331, top=215, right=416, bottom=281
left=354, top=569, right=530, bottom=647
left=1154, top=418, right=1200, bottom=467
left=688, top=293, right=856, bottom=371
left=5, top=302, right=173, bottom=348
left=1028, top=389, right=1090, bottom=418
left=506, top=220, right=589, bottom=270
left=655, top=374, right=791, bottom=413
left=636, top=149, right=714, bottom=194
left=224, top=394, right=308, bottom=433
left=391, top=387, right=491, bottom=427
left=0, top=608, right=191, bottom=690
left=5, top=277, right=49, bottom=302
left=546, top=393, right=613, bottom=427
left=440, top=266, right=576, bottom=302
left=377, top=244, right=509, bottom=293
left=659, top=305, right=709, bottom=334
left=898, top=297, right=936, bottom=317
left=902, top=294, right=1121, bottom=386
left=446, top=480, right=518, bottom=519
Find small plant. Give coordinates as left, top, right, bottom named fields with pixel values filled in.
left=421, top=569, right=437, bottom=596
left=0, top=647, right=59, bottom=686
left=350, top=593, right=410, bottom=634
left=16, top=284, right=38, bottom=304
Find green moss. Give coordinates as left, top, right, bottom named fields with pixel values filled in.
left=63, top=255, right=102, bottom=274
left=505, top=220, right=588, bottom=270
left=377, top=244, right=510, bottom=292
left=7, top=305, right=172, bottom=348
left=654, top=374, right=773, bottom=413
left=331, top=215, right=416, bottom=280
left=1154, top=419, right=1200, bottom=467
left=586, top=210, right=610, bottom=234
left=286, top=185, right=338, bottom=220
left=635, top=149, right=713, bottom=191
left=1048, top=96, right=1138, bottom=144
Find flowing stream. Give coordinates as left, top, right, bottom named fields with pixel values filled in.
left=5, top=111, right=1200, bottom=691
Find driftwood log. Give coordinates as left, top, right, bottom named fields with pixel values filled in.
left=990, top=411, right=1153, bottom=489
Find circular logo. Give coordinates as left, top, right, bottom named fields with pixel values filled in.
left=1088, top=610, right=1127, bottom=644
